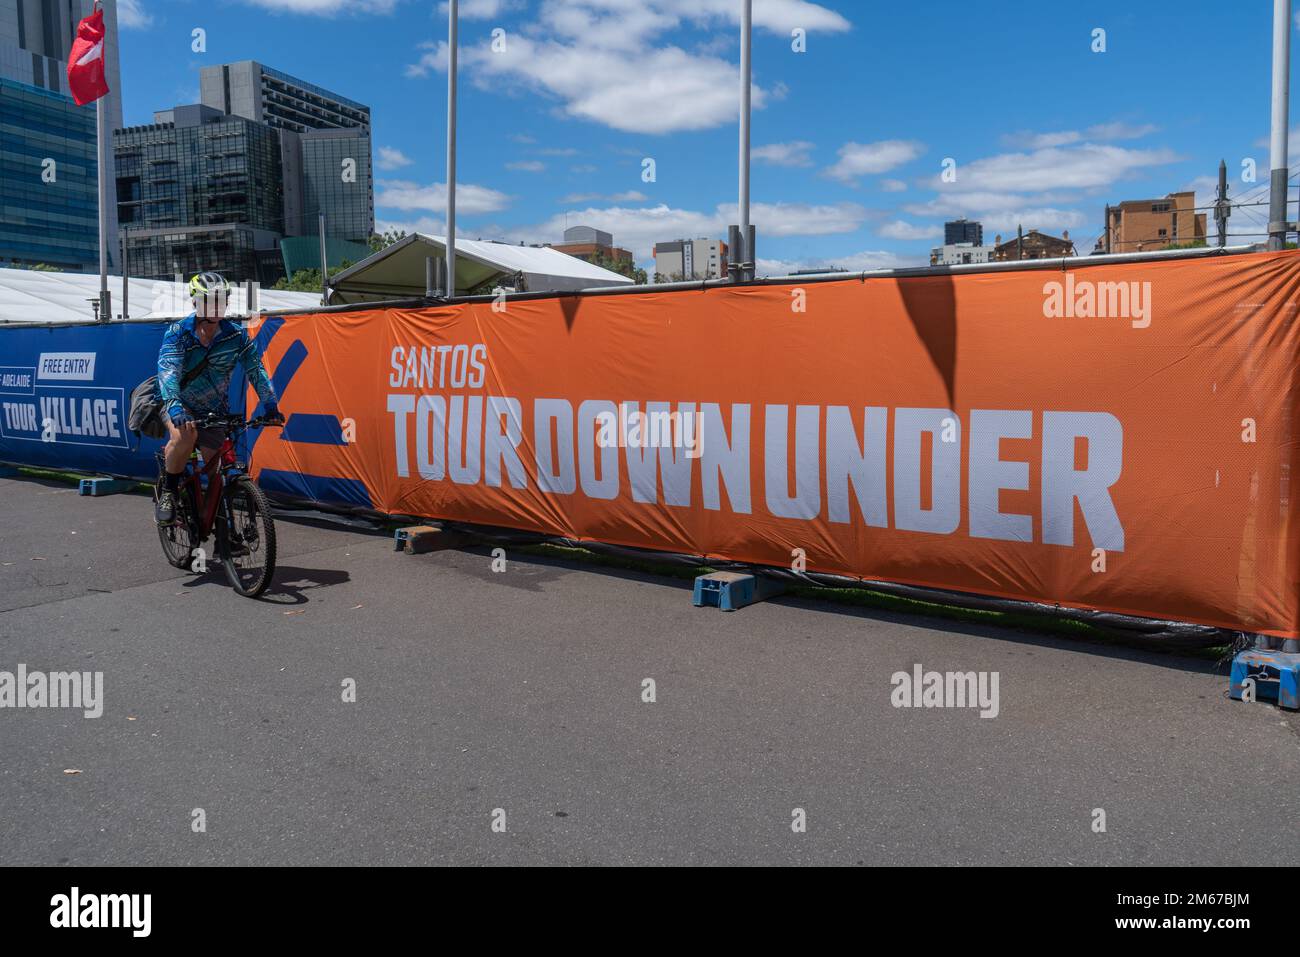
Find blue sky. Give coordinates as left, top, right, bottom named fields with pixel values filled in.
left=114, top=0, right=1300, bottom=272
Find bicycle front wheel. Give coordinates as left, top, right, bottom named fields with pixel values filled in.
left=220, top=477, right=277, bottom=597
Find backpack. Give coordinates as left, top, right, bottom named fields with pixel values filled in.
left=127, top=354, right=213, bottom=440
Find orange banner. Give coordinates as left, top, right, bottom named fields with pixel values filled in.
left=251, top=250, right=1300, bottom=636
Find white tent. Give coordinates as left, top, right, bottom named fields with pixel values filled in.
left=0, top=268, right=324, bottom=325
left=327, top=233, right=633, bottom=304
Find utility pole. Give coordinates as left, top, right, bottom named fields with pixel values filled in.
left=445, top=0, right=459, bottom=296
left=120, top=232, right=129, bottom=319
left=1269, top=0, right=1292, bottom=250
left=1215, top=159, right=1230, bottom=247
left=318, top=212, right=329, bottom=303
left=1103, top=204, right=1111, bottom=254
left=738, top=0, right=753, bottom=280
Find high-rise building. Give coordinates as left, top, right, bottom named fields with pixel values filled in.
left=200, top=61, right=371, bottom=134
left=652, top=237, right=728, bottom=281
left=114, top=62, right=374, bottom=282
left=114, top=105, right=285, bottom=282
left=200, top=61, right=373, bottom=242
left=0, top=0, right=122, bottom=271
left=944, top=218, right=983, bottom=247
left=294, top=128, right=373, bottom=242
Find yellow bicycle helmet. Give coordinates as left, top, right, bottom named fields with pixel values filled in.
left=188, top=271, right=231, bottom=300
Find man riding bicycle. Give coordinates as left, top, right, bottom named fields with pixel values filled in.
left=155, top=272, right=283, bottom=524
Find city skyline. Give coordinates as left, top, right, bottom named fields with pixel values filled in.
left=24, top=0, right=1300, bottom=274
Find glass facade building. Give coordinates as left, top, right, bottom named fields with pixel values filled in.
left=1, top=0, right=124, bottom=272
left=944, top=218, right=983, bottom=247
left=299, top=129, right=373, bottom=242
left=114, top=105, right=285, bottom=282
left=0, top=77, right=99, bottom=270
left=200, top=60, right=373, bottom=243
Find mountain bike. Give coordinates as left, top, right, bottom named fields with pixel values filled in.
left=154, top=412, right=283, bottom=597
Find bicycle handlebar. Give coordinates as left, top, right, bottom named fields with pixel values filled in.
left=193, top=412, right=284, bottom=431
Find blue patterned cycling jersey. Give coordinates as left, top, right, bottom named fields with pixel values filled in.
left=156, top=314, right=278, bottom=419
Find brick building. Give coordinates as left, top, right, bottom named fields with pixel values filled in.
left=550, top=225, right=633, bottom=267
left=992, top=228, right=1076, bottom=261
left=1099, top=191, right=1206, bottom=253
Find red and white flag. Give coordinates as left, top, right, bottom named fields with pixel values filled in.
left=66, top=6, right=109, bottom=106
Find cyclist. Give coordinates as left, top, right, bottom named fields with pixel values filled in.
left=155, top=272, right=283, bottom=524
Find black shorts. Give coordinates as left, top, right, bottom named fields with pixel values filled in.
left=161, top=411, right=227, bottom=451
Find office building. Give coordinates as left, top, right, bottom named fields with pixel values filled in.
left=653, top=237, right=728, bottom=281
left=930, top=242, right=996, bottom=266
left=0, top=0, right=122, bottom=271
left=551, top=225, right=633, bottom=267
left=201, top=61, right=373, bottom=242
left=1100, top=191, right=1206, bottom=253
left=114, top=104, right=285, bottom=282
left=944, top=218, right=983, bottom=247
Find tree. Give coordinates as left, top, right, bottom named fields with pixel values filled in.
left=272, top=259, right=356, bottom=293
left=590, top=252, right=646, bottom=284
left=8, top=262, right=64, bottom=272
left=273, top=268, right=322, bottom=292
left=368, top=229, right=407, bottom=253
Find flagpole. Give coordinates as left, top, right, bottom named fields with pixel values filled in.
left=97, top=92, right=109, bottom=319
left=94, top=0, right=110, bottom=320
left=445, top=0, right=458, bottom=298
left=738, top=0, right=752, bottom=281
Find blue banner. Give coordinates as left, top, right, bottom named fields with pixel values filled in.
left=0, top=321, right=246, bottom=480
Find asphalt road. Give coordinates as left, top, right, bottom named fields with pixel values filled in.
left=0, top=473, right=1296, bottom=866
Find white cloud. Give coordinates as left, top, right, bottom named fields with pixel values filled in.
left=439, top=0, right=525, bottom=18
left=721, top=201, right=869, bottom=237
left=506, top=160, right=546, bottom=172
left=376, top=179, right=511, bottom=215
left=757, top=249, right=921, bottom=276
left=560, top=190, right=649, bottom=203
left=406, top=0, right=850, bottom=134
left=826, top=140, right=925, bottom=182
left=753, top=141, right=815, bottom=167
left=877, top=220, right=941, bottom=241
left=880, top=179, right=907, bottom=193
left=1001, top=122, right=1158, bottom=150
left=240, top=0, right=399, bottom=13
left=376, top=146, right=413, bottom=171
left=376, top=216, right=447, bottom=237
left=927, top=143, right=1179, bottom=194
left=411, top=37, right=764, bottom=133
left=893, top=139, right=1167, bottom=245
left=516, top=199, right=869, bottom=260
left=974, top=209, right=1088, bottom=237
left=117, top=0, right=153, bottom=28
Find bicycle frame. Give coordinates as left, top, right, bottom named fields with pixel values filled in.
left=186, top=439, right=243, bottom=542
left=156, top=421, right=255, bottom=546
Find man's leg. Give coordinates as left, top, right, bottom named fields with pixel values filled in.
left=156, top=416, right=198, bottom=523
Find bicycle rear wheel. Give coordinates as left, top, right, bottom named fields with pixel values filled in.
left=156, top=483, right=198, bottom=570
left=220, top=476, right=277, bottom=597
